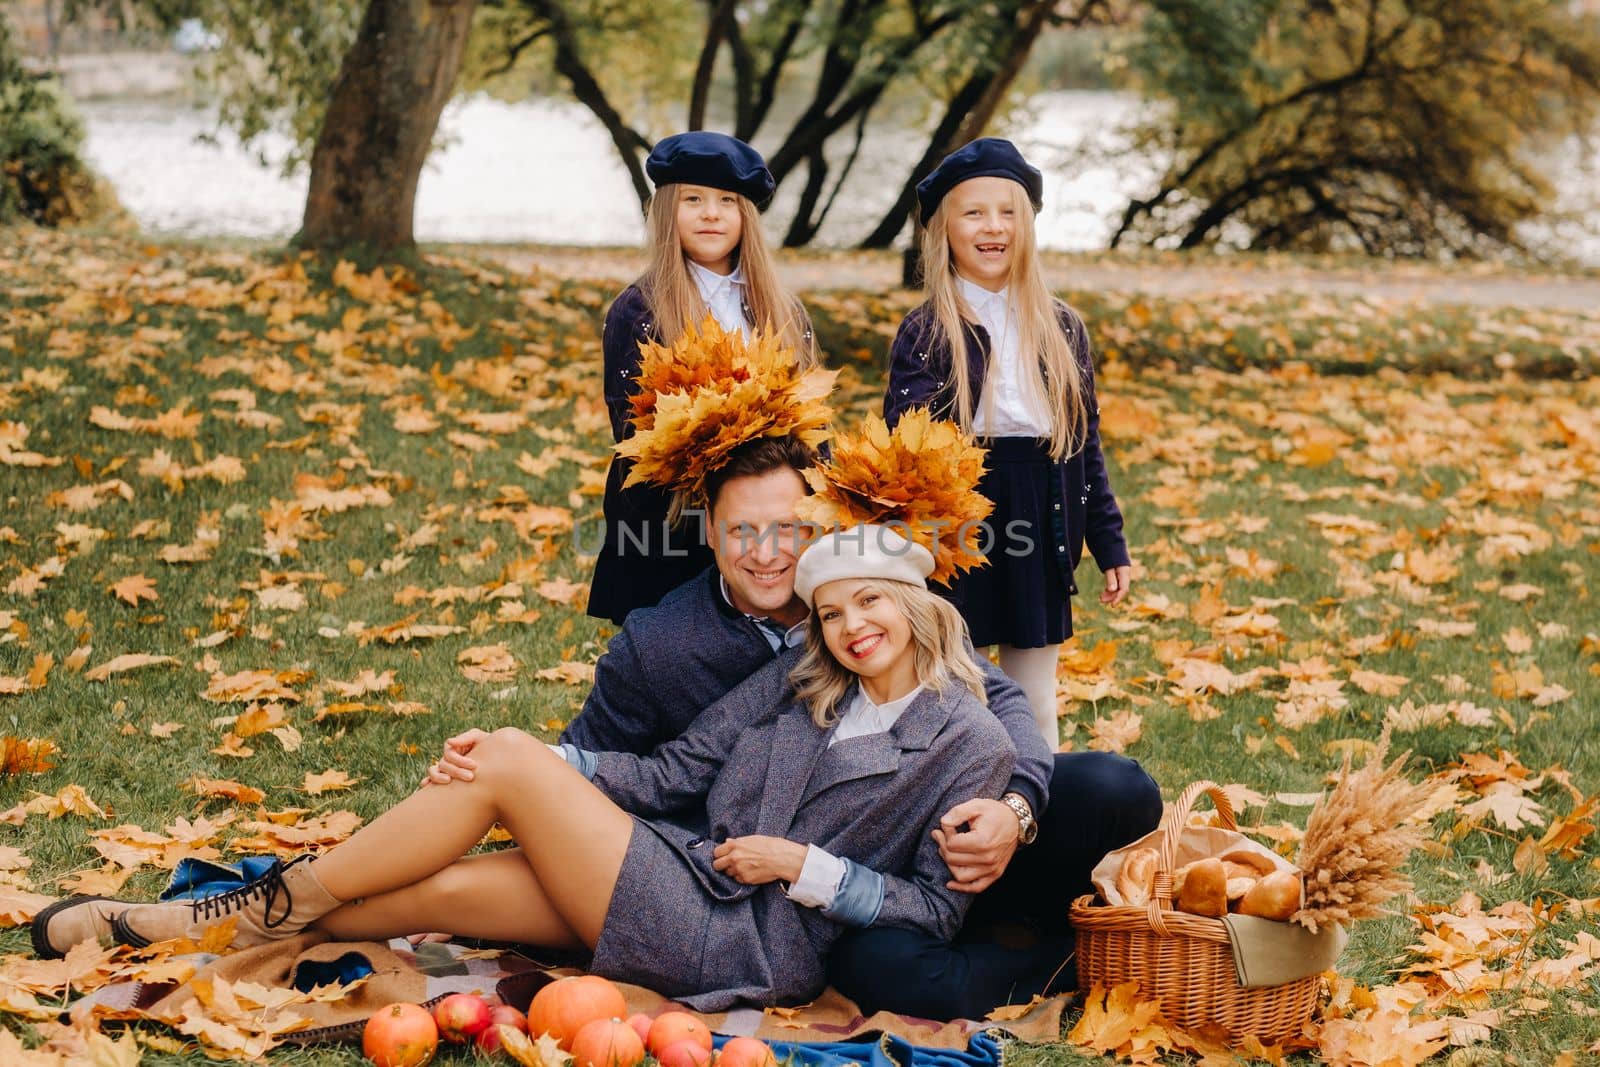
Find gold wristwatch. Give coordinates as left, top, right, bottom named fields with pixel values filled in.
left=1001, top=792, right=1038, bottom=845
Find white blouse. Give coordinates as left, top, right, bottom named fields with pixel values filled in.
left=689, top=260, right=752, bottom=338
left=957, top=276, right=1053, bottom=438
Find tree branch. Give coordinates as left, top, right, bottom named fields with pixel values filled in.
left=689, top=0, right=738, bottom=131
left=519, top=0, right=653, bottom=207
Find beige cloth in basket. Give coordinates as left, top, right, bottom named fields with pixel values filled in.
left=1090, top=822, right=1347, bottom=988
left=1222, top=914, right=1349, bottom=988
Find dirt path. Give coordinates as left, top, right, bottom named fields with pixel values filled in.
left=475, top=245, right=1600, bottom=313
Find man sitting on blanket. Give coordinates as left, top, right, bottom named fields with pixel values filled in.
left=553, top=433, right=1162, bottom=1020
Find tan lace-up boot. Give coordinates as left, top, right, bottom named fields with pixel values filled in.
left=112, top=855, right=342, bottom=951
left=31, top=897, right=144, bottom=958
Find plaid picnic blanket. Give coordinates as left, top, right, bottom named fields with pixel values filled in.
left=70, top=858, right=1068, bottom=1055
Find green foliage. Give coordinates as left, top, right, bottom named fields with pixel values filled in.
left=0, top=15, right=109, bottom=226
left=1019, top=26, right=1126, bottom=93
left=1116, top=0, right=1600, bottom=258
left=55, top=0, right=363, bottom=174
left=184, top=0, right=365, bottom=173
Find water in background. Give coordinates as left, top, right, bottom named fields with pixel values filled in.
left=80, top=91, right=1152, bottom=250
left=81, top=90, right=1596, bottom=261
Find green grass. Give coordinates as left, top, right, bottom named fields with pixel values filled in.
left=2, top=228, right=1598, bottom=1064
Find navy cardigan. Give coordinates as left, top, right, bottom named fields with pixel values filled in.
left=884, top=302, right=1130, bottom=591
left=587, top=284, right=715, bottom=624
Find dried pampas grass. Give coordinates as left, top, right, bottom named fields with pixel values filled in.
left=1293, top=729, right=1434, bottom=933
left=616, top=317, right=835, bottom=505
left=795, top=408, right=992, bottom=586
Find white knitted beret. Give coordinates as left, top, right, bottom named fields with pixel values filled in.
left=794, top=524, right=935, bottom=607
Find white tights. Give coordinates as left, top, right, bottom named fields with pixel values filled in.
left=997, top=643, right=1061, bottom=751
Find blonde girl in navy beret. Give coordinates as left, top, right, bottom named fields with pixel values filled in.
left=884, top=137, right=1133, bottom=747
left=589, top=132, right=817, bottom=625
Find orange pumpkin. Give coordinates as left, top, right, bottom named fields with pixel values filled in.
left=528, top=976, right=630, bottom=1050
left=570, top=1017, right=645, bottom=1067
left=717, top=1037, right=777, bottom=1067
left=362, top=1002, right=439, bottom=1067
left=646, top=1011, right=713, bottom=1057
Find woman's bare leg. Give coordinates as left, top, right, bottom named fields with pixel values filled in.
left=316, top=849, right=584, bottom=947
left=307, top=729, right=634, bottom=948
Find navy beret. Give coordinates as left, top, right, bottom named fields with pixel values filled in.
left=915, top=138, right=1044, bottom=224
left=646, top=132, right=776, bottom=207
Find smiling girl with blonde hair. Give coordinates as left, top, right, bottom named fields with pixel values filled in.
left=589, top=132, right=817, bottom=625
left=884, top=137, right=1133, bottom=747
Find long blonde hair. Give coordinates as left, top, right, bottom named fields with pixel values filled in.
left=640, top=186, right=816, bottom=366
left=918, top=181, right=1088, bottom=460
left=790, top=578, right=987, bottom=728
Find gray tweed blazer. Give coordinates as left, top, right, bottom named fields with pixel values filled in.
left=589, top=665, right=1015, bottom=1008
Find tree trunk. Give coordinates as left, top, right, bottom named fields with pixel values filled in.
left=299, top=0, right=479, bottom=251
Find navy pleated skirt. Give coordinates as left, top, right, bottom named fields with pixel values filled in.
left=947, top=437, right=1075, bottom=649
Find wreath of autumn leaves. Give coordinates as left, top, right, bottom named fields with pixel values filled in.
left=617, top=320, right=992, bottom=586
left=616, top=317, right=835, bottom=507
left=795, top=409, right=993, bottom=587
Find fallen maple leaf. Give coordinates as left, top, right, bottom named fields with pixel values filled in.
left=83, top=652, right=178, bottom=682
left=1067, top=981, right=1168, bottom=1055
left=536, top=661, right=595, bottom=686
left=304, top=769, right=360, bottom=795
left=0, top=885, right=56, bottom=927
left=108, top=572, right=159, bottom=606
left=535, top=577, right=589, bottom=608
left=499, top=1027, right=574, bottom=1067
left=986, top=993, right=1050, bottom=1021
left=459, top=643, right=519, bottom=683
left=1088, top=709, right=1143, bottom=754
left=183, top=776, right=266, bottom=805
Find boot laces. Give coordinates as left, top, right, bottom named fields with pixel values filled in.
left=192, top=859, right=296, bottom=928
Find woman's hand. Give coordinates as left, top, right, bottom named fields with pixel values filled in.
left=407, top=932, right=454, bottom=945
left=1101, top=565, right=1133, bottom=606
left=421, top=728, right=490, bottom=787
left=712, top=836, right=807, bottom=886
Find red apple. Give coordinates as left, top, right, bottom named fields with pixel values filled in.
left=659, top=1039, right=715, bottom=1067
left=476, top=1006, right=529, bottom=1055
left=626, top=1013, right=653, bottom=1046
left=432, top=992, right=493, bottom=1045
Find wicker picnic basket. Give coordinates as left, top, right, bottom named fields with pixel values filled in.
left=1068, top=780, right=1320, bottom=1044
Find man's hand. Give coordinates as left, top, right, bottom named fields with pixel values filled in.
left=932, top=798, right=1020, bottom=893
left=712, top=836, right=807, bottom=886
left=422, top=728, right=490, bottom=786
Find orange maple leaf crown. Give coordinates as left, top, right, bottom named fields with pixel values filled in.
left=794, top=408, right=992, bottom=587
left=616, top=317, right=837, bottom=509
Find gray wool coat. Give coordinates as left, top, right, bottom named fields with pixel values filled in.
left=562, top=567, right=1053, bottom=818
left=584, top=663, right=1015, bottom=1011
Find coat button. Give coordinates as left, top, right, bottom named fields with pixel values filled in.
left=1053, top=503, right=1061, bottom=511
left=1085, top=484, right=1092, bottom=492
left=1081, top=495, right=1088, bottom=504
left=1057, top=545, right=1067, bottom=554
left=687, top=837, right=705, bottom=849
left=900, top=388, right=910, bottom=395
